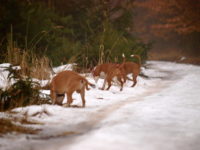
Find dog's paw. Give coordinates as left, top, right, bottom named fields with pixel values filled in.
left=99, top=87, right=104, bottom=90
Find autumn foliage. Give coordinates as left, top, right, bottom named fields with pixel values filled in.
left=133, top=0, right=200, bottom=59
left=134, top=0, right=200, bottom=35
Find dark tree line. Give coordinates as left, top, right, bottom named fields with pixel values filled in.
left=0, top=0, right=149, bottom=67
left=133, top=0, right=200, bottom=57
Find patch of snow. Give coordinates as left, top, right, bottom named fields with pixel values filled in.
left=53, top=64, right=75, bottom=73
left=0, top=61, right=200, bottom=150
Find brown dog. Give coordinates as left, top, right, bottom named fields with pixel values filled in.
left=50, top=70, right=95, bottom=107
left=92, top=63, right=117, bottom=83
left=101, top=65, right=126, bottom=91
left=120, top=54, right=141, bottom=87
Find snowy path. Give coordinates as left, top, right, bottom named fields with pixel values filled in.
left=1, top=61, right=200, bottom=150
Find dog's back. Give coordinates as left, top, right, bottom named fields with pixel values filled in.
left=122, top=62, right=140, bottom=75
left=101, top=65, right=126, bottom=91
left=50, top=70, right=95, bottom=107
left=120, top=54, right=141, bottom=87
left=51, top=71, right=82, bottom=93
left=92, top=63, right=117, bottom=82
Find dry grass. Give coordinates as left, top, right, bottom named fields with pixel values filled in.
left=5, top=46, right=52, bottom=80
left=6, top=47, right=22, bottom=66
left=177, top=57, right=200, bottom=65
left=19, top=52, right=52, bottom=80
left=0, top=118, right=40, bottom=135
left=29, top=55, right=52, bottom=80
left=148, top=49, right=182, bottom=61
left=148, top=50, right=200, bottom=65
left=5, top=29, right=53, bottom=80
left=33, top=131, right=78, bottom=140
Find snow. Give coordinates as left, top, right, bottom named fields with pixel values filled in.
left=0, top=63, right=20, bottom=89
left=0, top=61, right=200, bottom=150
left=53, top=64, right=74, bottom=73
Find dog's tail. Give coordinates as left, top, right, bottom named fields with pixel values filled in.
left=130, top=54, right=141, bottom=65
left=83, top=79, right=96, bottom=90
left=122, top=53, right=126, bottom=63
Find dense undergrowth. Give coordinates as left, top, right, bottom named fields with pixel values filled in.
left=0, top=0, right=150, bottom=68
left=0, top=65, right=51, bottom=112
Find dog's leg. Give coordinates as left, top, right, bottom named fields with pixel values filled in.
left=56, top=93, right=65, bottom=105
left=80, top=88, right=86, bottom=107
left=118, top=77, right=124, bottom=91
left=50, top=91, right=56, bottom=104
left=101, top=75, right=107, bottom=90
left=66, top=92, right=73, bottom=107
left=131, top=75, right=137, bottom=87
left=106, top=80, right=112, bottom=90
left=123, top=75, right=127, bottom=83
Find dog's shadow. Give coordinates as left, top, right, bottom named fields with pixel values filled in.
left=63, top=104, right=83, bottom=108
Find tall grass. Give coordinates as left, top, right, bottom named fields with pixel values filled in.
left=5, top=27, right=53, bottom=80
left=5, top=47, right=52, bottom=80
left=80, top=22, right=148, bottom=68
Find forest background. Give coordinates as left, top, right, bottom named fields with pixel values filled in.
left=0, top=0, right=199, bottom=69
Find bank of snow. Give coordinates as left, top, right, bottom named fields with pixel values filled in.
left=0, top=61, right=200, bottom=150
left=64, top=61, right=200, bottom=150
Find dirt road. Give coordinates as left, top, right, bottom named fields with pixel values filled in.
left=2, top=61, right=200, bottom=150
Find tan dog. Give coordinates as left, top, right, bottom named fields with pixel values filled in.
left=50, top=70, right=95, bottom=107
left=101, top=65, right=126, bottom=91
left=92, top=63, right=117, bottom=83
left=120, top=54, right=141, bottom=87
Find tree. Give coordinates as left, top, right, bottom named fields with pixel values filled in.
left=134, top=0, right=200, bottom=36
left=0, top=0, right=150, bottom=67
left=133, top=0, right=200, bottom=56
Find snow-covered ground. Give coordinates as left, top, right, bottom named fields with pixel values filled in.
left=0, top=61, right=200, bottom=150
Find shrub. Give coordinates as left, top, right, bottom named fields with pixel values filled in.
left=75, top=22, right=150, bottom=69
left=0, top=65, right=51, bottom=111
